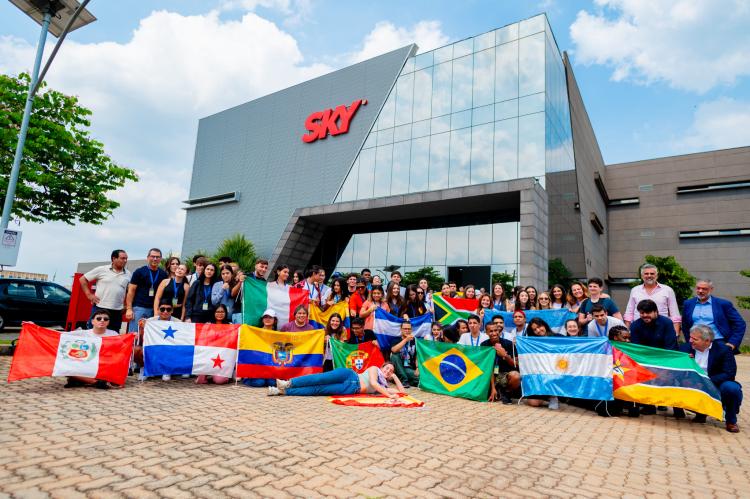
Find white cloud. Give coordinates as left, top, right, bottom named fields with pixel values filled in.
left=570, top=0, right=750, bottom=93
left=675, top=97, right=750, bottom=151
left=350, top=20, right=449, bottom=63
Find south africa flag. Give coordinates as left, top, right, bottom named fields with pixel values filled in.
left=432, top=294, right=479, bottom=325
left=416, top=339, right=495, bottom=401
left=612, top=342, right=724, bottom=420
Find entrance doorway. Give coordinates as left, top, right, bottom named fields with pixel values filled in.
left=447, top=266, right=491, bottom=292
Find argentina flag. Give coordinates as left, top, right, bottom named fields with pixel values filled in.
left=516, top=336, right=613, bottom=400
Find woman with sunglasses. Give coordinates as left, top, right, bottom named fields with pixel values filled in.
left=417, top=278, right=433, bottom=314
left=537, top=291, right=552, bottom=310
left=65, top=310, right=120, bottom=389
left=154, top=263, right=190, bottom=321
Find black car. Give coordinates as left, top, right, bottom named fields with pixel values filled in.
left=0, top=278, right=71, bottom=331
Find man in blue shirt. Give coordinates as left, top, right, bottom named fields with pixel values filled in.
left=629, top=299, right=678, bottom=351
left=125, top=248, right=168, bottom=333
left=682, top=280, right=746, bottom=353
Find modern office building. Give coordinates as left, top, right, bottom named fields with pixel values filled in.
left=182, top=14, right=749, bottom=324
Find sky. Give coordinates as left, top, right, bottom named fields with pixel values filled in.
left=0, top=0, right=748, bottom=285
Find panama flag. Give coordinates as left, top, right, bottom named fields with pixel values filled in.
left=373, top=308, right=432, bottom=349
left=8, top=323, right=134, bottom=385
left=243, top=279, right=308, bottom=328
left=516, top=336, right=613, bottom=400
left=433, top=294, right=479, bottom=325
left=143, top=321, right=239, bottom=378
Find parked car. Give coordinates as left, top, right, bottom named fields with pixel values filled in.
left=0, top=278, right=71, bottom=331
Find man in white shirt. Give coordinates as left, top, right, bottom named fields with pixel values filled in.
left=587, top=304, right=626, bottom=337
left=458, top=315, right=489, bottom=346
left=624, top=263, right=681, bottom=337
left=79, top=250, right=131, bottom=333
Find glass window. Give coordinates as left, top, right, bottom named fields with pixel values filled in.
left=449, top=128, right=471, bottom=188
left=378, top=92, right=396, bottom=130
left=451, top=55, right=473, bottom=113
left=425, top=228, right=447, bottom=265
left=431, top=115, right=450, bottom=134
left=493, top=222, right=519, bottom=264
left=432, top=62, right=452, bottom=117
left=412, top=119, right=431, bottom=138
left=386, top=231, right=406, bottom=267
left=494, top=118, right=518, bottom=181
left=339, top=157, right=359, bottom=202
left=369, top=232, right=387, bottom=268
left=519, top=32, right=544, bottom=96
left=474, top=31, right=495, bottom=52
left=519, top=92, right=545, bottom=115
left=520, top=15, right=545, bottom=37
left=409, top=136, right=430, bottom=193
left=446, top=226, right=469, bottom=265
left=405, top=230, right=427, bottom=266
left=412, top=68, right=433, bottom=122
left=453, top=38, right=473, bottom=58
left=495, top=41, right=518, bottom=102
left=434, top=44, right=453, bottom=64
left=402, top=57, right=415, bottom=74
left=363, top=132, right=376, bottom=149
left=377, top=127, right=394, bottom=146
left=451, top=110, right=471, bottom=130
left=352, top=233, right=371, bottom=268
left=357, top=148, right=376, bottom=200
left=42, top=284, right=69, bottom=301
left=519, top=112, right=545, bottom=179
left=496, top=23, right=518, bottom=45
left=429, top=132, right=450, bottom=190
left=394, top=123, right=411, bottom=143
left=472, top=104, right=494, bottom=126
left=495, top=99, right=518, bottom=121
left=471, top=123, right=494, bottom=185
left=472, top=48, right=495, bottom=108
left=390, top=141, right=411, bottom=196
left=338, top=238, right=354, bottom=269
left=375, top=145, right=393, bottom=197
left=415, top=51, right=433, bottom=71
left=469, top=225, right=492, bottom=264
left=395, top=73, right=414, bottom=126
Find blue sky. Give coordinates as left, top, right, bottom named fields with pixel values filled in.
left=0, top=0, right=748, bottom=282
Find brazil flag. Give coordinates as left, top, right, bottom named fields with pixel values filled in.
left=416, top=340, right=495, bottom=401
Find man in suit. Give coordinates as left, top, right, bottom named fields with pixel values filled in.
left=682, top=280, right=746, bottom=353
left=681, top=324, right=743, bottom=433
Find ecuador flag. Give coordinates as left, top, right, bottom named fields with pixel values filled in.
left=416, top=339, right=494, bottom=401
left=433, top=294, right=478, bottom=325
left=330, top=337, right=384, bottom=374
left=237, top=325, right=324, bottom=379
left=612, top=341, right=724, bottom=420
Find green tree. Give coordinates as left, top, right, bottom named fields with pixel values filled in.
left=403, top=266, right=444, bottom=292
left=0, top=73, right=137, bottom=224
left=548, top=258, right=574, bottom=289
left=492, top=271, right=515, bottom=291
left=738, top=269, right=750, bottom=310
left=213, top=234, right=257, bottom=272
left=631, top=255, right=696, bottom=308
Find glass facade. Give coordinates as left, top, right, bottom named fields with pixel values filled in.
left=332, top=14, right=573, bottom=281
left=333, top=222, right=520, bottom=283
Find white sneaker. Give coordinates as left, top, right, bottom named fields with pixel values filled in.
left=181, top=374, right=190, bottom=379
left=162, top=375, right=171, bottom=381
left=548, top=397, right=560, bottom=410
left=267, top=386, right=281, bottom=396
left=276, top=379, right=291, bottom=390
left=137, top=371, right=147, bottom=382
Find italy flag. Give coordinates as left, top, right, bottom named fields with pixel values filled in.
left=242, top=279, right=308, bottom=328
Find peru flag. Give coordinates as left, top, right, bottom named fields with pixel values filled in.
left=7, top=323, right=134, bottom=385
left=143, top=321, right=238, bottom=378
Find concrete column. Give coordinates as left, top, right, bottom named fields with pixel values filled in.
left=519, top=183, right=549, bottom=290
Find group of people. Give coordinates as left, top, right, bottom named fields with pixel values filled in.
left=77, top=249, right=745, bottom=433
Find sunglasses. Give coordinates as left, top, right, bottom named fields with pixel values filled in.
left=159, top=307, right=173, bottom=312
left=93, top=317, right=109, bottom=321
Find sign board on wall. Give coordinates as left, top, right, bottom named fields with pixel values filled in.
left=0, top=229, right=22, bottom=266
left=302, top=99, right=367, bottom=143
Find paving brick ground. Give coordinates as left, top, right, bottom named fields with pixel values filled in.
left=1, top=355, right=749, bottom=498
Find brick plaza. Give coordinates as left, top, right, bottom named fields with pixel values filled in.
left=1, top=356, right=748, bottom=498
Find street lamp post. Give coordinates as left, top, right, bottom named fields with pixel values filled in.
left=2, top=0, right=96, bottom=230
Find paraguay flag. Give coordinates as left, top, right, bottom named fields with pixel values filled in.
left=433, top=294, right=478, bottom=325
left=373, top=308, right=432, bottom=350
left=242, top=279, right=308, bottom=329
left=517, top=336, right=614, bottom=400
left=237, top=325, right=324, bottom=379
left=143, top=321, right=239, bottom=378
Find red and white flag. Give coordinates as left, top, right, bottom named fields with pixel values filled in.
left=7, top=323, right=135, bottom=385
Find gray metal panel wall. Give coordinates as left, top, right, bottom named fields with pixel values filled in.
left=563, top=52, right=609, bottom=280
left=181, top=45, right=415, bottom=259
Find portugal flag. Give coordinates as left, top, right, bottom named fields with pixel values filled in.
left=330, top=337, right=384, bottom=374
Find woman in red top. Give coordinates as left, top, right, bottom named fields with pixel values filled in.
left=359, top=285, right=390, bottom=331
left=348, top=278, right=368, bottom=317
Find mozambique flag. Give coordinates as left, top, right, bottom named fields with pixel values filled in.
left=432, top=294, right=479, bottom=325
left=242, top=279, right=308, bottom=329
left=612, top=342, right=724, bottom=420
left=416, top=339, right=495, bottom=401
left=330, top=337, right=384, bottom=374
left=237, top=325, right=324, bottom=379
left=309, top=301, right=350, bottom=332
